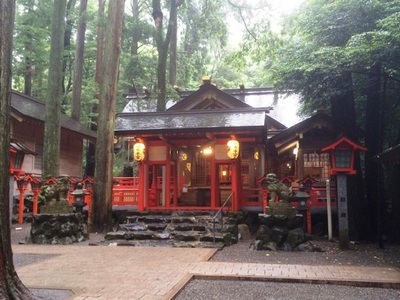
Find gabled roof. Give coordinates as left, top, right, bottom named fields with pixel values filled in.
left=10, top=141, right=36, bottom=155
left=11, top=91, right=96, bottom=141
left=267, top=110, right=340, bottom=155
left=116, top=79, right=288, bottom=138
left=115, top=108, right=270, bottom=136
left=168, top=79, right=252, bottom=111
left=321, top=136, right=367, bottom=152
left=374, top=144, right=400, bottom=165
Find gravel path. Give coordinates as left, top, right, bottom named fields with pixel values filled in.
left=211, top=238, right=400, bottom=268
left=175, top=280, right=400, bottom=300
left=176, top=238, right=400, bottom=300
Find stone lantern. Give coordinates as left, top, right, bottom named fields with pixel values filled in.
left=322, top=136, right=367, bottom=249
left=70, top=183, right=88, bottom=214
left=295, top=184, right=310, bottom=233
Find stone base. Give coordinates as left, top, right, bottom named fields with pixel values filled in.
left=265, top=202, right=296, bottom=217
left=40, top=200, right=73, bottom=214
left=252, top=212, right=316, bottom=252
left=30, top=213, right=87, bottom=245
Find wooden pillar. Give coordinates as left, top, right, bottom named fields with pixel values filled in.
left=298, top=148, right=304, bottom=180
left=18, top=187, right=25, bottom=224
left=165, top=157, right=171, bottom=209
left=173, top=163, right=178, bottom=207
left=33, top=191, right=39, bottom=215
left=231, top=160, right=238, bottom=211
left=210, top=147, right=216, bottom=209
left=138, top=162, right=145, bottom=211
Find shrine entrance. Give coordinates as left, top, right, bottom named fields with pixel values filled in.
left=147, top=163, right=175, bottom=208
left=216, top=162, right=233, bottom=206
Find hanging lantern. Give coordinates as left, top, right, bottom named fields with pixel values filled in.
left=227, top=136, right=239, bottom=159
left=133, top=139, right=146, bottom=162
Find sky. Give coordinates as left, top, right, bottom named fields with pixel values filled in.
left=270, top=0, right=305, bottom=12
left=227, top=0, right=305, bottom=44
left=267, top=0, right=306, bottom=31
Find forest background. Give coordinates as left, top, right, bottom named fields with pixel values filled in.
left=11, top=0, right=400, bottom=242
left=1, top=0, right=399, bottom=297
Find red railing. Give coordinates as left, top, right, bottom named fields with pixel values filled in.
left=239, top=185, right=337, bottom=212
left=16, top=176, right=337, bottom=224
left=112, top=177, right=139, bottom=206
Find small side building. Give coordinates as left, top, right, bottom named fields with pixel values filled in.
left=10, top=91, right=96, bottom=178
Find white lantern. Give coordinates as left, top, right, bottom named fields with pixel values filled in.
left=133, top=140, right=146, bottom=162
left=227, top=137, right=239, bottom=159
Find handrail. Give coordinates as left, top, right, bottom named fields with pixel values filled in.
left=212, top=192, right=233, bottom=243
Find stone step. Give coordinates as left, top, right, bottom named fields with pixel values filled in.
left=105, top=230, right=172, bottom=240
left=105, top=229, right=234, bottom=245
left=109, top=210, right=242, bottom=248
left=118, top=223, right=168, bottom=232
left=166, top=223, right=207, bottom=232
left=104, top=239, right=225, bottom=249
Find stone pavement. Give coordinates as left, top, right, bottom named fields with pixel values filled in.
left=13, top=244, right=400, bottom=300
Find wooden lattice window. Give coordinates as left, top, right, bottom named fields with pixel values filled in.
left=193, top=156, right=210, bottom=186
left=241, top=147, right=251, bottom=186
left=303, top=152, right=330, bottom=182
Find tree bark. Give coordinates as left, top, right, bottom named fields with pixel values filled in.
left=71, top=0, right=88, bottom=121
left=43, top=0, right=67, bottom=178
left=131, top=0, right=140, bottom=56
left=364, top=63, right=383, bottom=242
left=62, top=0, right=77, bottom=95
left=85, top=0, right=105, bottom=177
left=152, top=0, right=180, bottom=111
left=0, top=1, right=39, bottom=298
left=169, top=6, right=178, bottom=86
left=91, top=0, right=124, bottom=233
left=22, top=0, right=34, bottom=96
left=330, top=72, right=366, bottom=241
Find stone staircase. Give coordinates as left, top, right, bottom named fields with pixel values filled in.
left=104, top=210, right=241, bottom=248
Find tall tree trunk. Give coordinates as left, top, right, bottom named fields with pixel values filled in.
left=169, top=7, right=178, bottom=86
left=62, top=0, right=77, bottom=95
left=91, top=0, right=124, bottom=233
left=71, top=0, right=88, bottom=121
left=364, top=63, right=383, bottom=242
left=0, top=1, right=38, bottom=298
left=43, top=0, right=67, bottom=178
left=330, top=72, right=365, bottom=241
left=85, top=0, right=105, bottom=177
left=23, top=1, right=34, bottom=96
left=95, top=0, right=105, bottom=87
left=152, top=0, right=181, bottom=111
left=131, top=0, right=139, bottom=56
left=389, top=126, right=400, bottom=243
left=24, top=54, right=32, bottom=96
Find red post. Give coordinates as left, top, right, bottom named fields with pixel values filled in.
left=18, top=189, right=25, bottom=224
left=32, top=191, right=39, bottom=215
left=138, top=162, right=145, bottom=211
left=307, top=209, right=312, bottom=234
left=231, top=160, right=238, bottom=211
left=166, top=159, right=171, bottom=209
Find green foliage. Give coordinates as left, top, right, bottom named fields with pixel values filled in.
left=13, top=0, right=53, bottom=99
left=175, top=0, right=228, bottom=88
left=267, top=0, right=400, bottom=124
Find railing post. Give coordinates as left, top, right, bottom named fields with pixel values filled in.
left=213, top=220, right=216, bottom=243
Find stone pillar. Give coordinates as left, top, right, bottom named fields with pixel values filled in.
left=337, top=173, right=349, bottom=249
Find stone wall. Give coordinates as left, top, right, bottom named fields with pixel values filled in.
left=251, top=211, right=316, bottom=252
left=30, top=213, right=87, bottom=245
